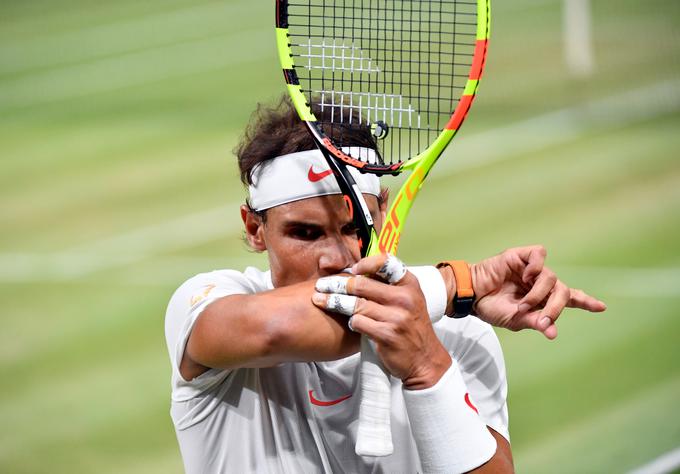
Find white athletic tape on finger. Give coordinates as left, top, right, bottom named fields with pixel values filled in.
left=403, top=360, right=497, bottom=473
left=376, top=254, right=407, bottom=284
left=326, top=294, right=357, bottom=316
left=316, top=276, right=350, bottom=295
left=356, top=337, right=393, bottom=456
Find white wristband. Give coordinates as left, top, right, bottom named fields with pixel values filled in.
left=408, top=266, right=448, bottom=323
left=403, top=360, right=497, bottom=474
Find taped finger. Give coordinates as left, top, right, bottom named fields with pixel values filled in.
left=325, top=293, right=358, bottom=316
left=316, top=276, right=354, bottom=295
left=376, top=254, right=407, bottom=284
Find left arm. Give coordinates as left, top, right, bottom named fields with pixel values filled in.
left=471, top=429, right=514, bottom=473
left=438, top=245, right=606, bottom=339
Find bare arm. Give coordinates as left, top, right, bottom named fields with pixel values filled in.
left=438, top=246, right=606, bottom=339
left=180, top=279, right=359, bottom=380
left=470, top=429, right=514, bottom=473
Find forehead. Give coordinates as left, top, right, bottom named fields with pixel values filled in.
left=266, top=194, right=378, bottom=225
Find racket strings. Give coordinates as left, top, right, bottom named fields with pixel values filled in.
left=287, top=0, right=477, bottom=167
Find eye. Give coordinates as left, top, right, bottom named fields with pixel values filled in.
left=342, top=222, right=360, bottom=238
left=288, top=225, right=323, bottom=241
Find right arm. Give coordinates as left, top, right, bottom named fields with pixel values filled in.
left=181, top=279, right=360, bottom=380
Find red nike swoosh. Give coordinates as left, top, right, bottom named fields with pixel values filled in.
left=308, top=390, right=352, bottom=407
left=465, top=392, right=479, bottom=414
left=308, top=166, right=333, bottom=182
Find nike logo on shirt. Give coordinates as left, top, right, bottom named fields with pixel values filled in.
left=308, top=390, right=352, bottom=407
left=465, top=392, right=479, bottom=414
left=307, top=166, right=333, bottom=182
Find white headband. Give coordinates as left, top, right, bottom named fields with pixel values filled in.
left=248, top=148, right=381, bottom=211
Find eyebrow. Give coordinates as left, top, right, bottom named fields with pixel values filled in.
left=281, top=219, right=355, bottom=229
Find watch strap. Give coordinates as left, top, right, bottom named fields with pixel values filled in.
left=436, top=260, right=475, bottom=318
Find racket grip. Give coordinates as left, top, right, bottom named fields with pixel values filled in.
left=355, top=336, right=394, bottom=456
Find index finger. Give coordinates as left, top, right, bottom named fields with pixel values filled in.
left=568, top=288, right=607, bottom=312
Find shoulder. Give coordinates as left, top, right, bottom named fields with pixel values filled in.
left=164, top=267, right=272, bottom=380
left=169, top=267, right=271, bottom=304
left=165, top=266, right=271, bottom=335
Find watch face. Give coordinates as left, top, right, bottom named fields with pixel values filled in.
left=453, top=296, right=475, bottom=319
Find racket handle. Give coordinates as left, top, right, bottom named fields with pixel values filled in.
left=355, top=336, right=394, bottom=456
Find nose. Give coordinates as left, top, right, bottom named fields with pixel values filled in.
left=318, top=235, right=358, bottom=276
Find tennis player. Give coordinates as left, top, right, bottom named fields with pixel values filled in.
left=165, top=98, right=606, bottom=473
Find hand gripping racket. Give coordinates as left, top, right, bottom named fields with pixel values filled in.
left=275, top=0, right=490, bottom=456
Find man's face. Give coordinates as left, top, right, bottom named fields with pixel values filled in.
left=242, top=194, right=384, bottom=287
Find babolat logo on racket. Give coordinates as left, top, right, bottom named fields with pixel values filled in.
left=378, top=168, right=425, bottom=254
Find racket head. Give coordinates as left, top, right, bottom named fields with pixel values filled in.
left=276, top=0, right=490, bottom=176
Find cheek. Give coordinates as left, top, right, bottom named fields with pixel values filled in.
left=268, top=239, right=320, bottom=279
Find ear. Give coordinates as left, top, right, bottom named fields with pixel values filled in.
left=241, top=205, right=267, bottom=252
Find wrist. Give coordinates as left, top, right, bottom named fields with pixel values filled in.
left=436, top=260, right=475, bottom=318
left=409, top=265, right=450, bottom=322
left=402, top=359, right=498, bottom=472
left=402, top=344, right=452, bottom=390
left=437, top=265, right=457, bottom=316
left=470, top=263, right=480, bottom=316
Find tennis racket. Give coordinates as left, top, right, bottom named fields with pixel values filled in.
left=275, top=0, right=490, bottom=457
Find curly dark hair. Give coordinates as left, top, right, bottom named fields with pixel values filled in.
left=234, top=95, right=389, bottom=226
left=235, top=94, right=380, bottom=186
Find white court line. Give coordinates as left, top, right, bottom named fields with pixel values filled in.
left=0, top=206, right=241, bottom=280
left=628, top=447, right=680, bottom=474
left=433, top=78, right=680, bottom=177
left=1, top=26, right=272, bottom=109
left=0, top=79, right=678, bottom=281
left=557, top=266, right=680, bottom=298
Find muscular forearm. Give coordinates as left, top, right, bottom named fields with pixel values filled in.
left=185, top=279, right=359, bottom=374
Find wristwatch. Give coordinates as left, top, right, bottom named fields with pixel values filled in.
left=436, top=260, right=475, bottom=318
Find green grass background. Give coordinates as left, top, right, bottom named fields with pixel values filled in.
left=1, top=0, right=679, bottom=472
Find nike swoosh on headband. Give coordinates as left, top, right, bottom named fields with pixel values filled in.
left=308, top=390, right=352, bottom=407
left=307, top=166, right=333, bottom=182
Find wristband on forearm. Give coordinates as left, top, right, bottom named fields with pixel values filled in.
left=436, top=260, right=475, bottom=318
left=408, top=266, right=449, bottom=324
left=403, top=360, right=497, bottom=473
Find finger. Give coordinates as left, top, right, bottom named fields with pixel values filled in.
left=351, top=253, right=407, bottom=284
left=542, top=281, right=570, bottom=323
left=522, top=245, right=547, bottom=285
left=376, top=254, right=407, bottom=284
left=518, top=268, right=557, bottom=313
left=317, top=275, right=405, bottom=307
left=568, top=289, right=607, bottom=312
left=315, top=275, right=355, bottom=295
left=348, top=313, right=383, bottom=341
left=311, top=292, right=357, bottom=316
left=513, top=311, right=558, bottom=340
left=543, top=320, right=558, bottom=340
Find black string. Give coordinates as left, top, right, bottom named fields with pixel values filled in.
left=288, top=0, right=477, bottom=165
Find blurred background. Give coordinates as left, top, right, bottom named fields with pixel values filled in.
left=1, top=0, right=678, bottom=472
